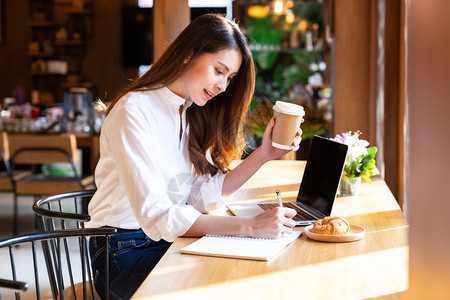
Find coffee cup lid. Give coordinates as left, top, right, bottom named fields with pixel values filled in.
left=273, top=101, right=305, bottom=116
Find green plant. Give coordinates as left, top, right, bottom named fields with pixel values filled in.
left=245, top=15, right=320, bottom=98
left=332, top=131, right=377, bottom=183
left=243, top=2, right=330, bottom=144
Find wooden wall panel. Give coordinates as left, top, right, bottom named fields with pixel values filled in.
left=153, top=0, right=190, bottom=60
left=83, top=0, right=132, bottom=101
left=333, top=0, right=403, bottom=202
left=383, top=0, right=402, bottom=203
left=0, top=0, right=31, bottom=102
left=407, top=0, right=450, bottom=298
left=333, top=0, right=372, bottom=143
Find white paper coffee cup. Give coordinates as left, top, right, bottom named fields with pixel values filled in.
left=272, top=101, right=305, bottom=150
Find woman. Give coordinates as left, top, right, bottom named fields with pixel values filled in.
left=87, top=14, right=301, bottom=299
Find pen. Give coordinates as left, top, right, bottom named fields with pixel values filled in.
left=276, top=190, right=283, bottom=207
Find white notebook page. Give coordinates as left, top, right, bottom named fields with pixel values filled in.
left=180, top=231, right=301, bottom=261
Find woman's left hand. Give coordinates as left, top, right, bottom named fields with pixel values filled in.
left=259, top=118, right=302, bottom=161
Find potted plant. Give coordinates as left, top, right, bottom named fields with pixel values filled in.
left=331, top=131, right=377, bottom=196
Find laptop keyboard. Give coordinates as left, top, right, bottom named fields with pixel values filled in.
left=258, top=202, right=316, bottom=222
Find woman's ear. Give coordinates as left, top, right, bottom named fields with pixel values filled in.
left=184, top=52, right=194, bottom=64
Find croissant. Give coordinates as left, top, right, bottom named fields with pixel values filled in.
left=310, top=216, right=350, bottom=235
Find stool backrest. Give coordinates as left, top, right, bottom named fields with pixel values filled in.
left=8, top=134, right=78, bottom=165
left=0, top=131, right=10, bottom=162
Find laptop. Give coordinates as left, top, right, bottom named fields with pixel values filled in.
left=227, top=135, right=348, bottom=226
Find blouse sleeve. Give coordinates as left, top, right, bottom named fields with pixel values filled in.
left=104, top=100, right=201, bottom=242
left=187, top=172, right=228, bottom=213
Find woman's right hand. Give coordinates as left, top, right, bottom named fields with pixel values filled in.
left=249, top=207, right=297, bottom=239
left=258, top=118, right=303, bottom=163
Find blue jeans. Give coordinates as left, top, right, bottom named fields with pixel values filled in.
left=89, top=228, right=171, bottom=300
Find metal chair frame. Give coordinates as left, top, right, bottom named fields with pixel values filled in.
left=0, top=278, right=29, bottom=297
left=0, top=228, right=116, bottom=300
left=10, top=144, right=93, bottom=236
left=33, top=190, right=101, bottom=300
left=33, top=190, right=94, bottom=230
left=10, top=148, right=84, bottom=187
left=0, top=145, right=13, bottom=182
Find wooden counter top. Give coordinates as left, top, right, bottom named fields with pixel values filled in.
left=132, top=160, right=408, bottom=299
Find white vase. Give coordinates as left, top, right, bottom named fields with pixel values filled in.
left=339, top=177, right=362, bottom=196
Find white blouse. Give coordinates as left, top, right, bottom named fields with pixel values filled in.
left=86, top=86, right=227, bottom=242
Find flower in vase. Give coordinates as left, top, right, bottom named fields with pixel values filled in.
left=332, top=131, right=377, bottom=183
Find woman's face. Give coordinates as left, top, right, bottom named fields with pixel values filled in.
left=172, top=48, right=242, bottom=106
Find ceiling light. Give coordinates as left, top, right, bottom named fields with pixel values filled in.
left=247, top=5, right=269, bottom=18
left=273, top=0, right=285, bottom=15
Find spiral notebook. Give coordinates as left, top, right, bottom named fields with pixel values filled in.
left=180, top=231, right=301, bottom=261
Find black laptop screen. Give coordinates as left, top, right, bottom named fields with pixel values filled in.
left=296, top=136, right=348, bottom=216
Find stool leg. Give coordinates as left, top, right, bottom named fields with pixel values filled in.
left=13, top=193, right=18, bottom=236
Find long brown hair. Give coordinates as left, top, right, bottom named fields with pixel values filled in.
left=108, top=14, right=255, bottom=176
